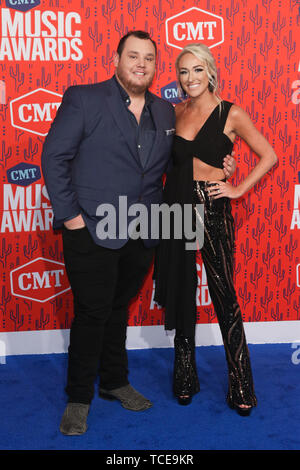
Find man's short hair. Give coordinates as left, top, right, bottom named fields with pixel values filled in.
left=117, top=30, right=157, bottom=57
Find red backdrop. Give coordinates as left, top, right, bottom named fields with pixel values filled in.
left=0, top=0, right=299, bottom=334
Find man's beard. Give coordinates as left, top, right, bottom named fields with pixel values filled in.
left=116, top=68, right=154, bottom=95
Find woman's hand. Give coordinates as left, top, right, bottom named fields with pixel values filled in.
left=207, top=180, right=243, bottom=199
left=223, top=151, right=236, bottom=179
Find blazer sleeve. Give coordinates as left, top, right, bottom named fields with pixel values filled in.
left=41, top=86, right=85, bottom=225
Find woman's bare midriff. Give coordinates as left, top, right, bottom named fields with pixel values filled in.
left=193, top=158, right=225, bottom=181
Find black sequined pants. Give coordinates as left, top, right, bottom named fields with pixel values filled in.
left=192, top=180, right=257, bottom=407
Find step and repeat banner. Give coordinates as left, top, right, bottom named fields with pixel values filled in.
left=0, top=0, right=299, bottom=353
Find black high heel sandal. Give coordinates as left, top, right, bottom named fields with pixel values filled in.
left=227, top=397, right=253, bottom=416
left=173, top=334, right=200, bottom=406
left=177, top=395, right=192, bottom=406
left=226, top=375, right=257, bottom=416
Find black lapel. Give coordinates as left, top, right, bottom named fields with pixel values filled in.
left=104, top=78, right=141, bottom=168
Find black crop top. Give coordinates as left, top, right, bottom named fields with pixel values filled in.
left=172, top=100, right=234, bottom=169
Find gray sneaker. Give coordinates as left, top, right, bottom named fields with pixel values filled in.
left=99, top=384, right=152, bottom=411
left=59, top=403, right=90, bottom=436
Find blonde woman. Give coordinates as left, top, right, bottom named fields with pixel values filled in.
left=154, top=44, right=277, bottom=415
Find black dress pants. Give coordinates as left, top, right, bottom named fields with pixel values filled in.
left=62, top=226, right=154, bottom=404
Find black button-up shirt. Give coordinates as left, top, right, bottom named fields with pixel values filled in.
left=113, top=75, right=156, bottom=168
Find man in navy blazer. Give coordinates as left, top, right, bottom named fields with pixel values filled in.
left=42, top=31, right=176, bottom=435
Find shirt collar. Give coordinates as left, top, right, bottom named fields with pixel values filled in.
left=113, top=75, right=154, bottom=107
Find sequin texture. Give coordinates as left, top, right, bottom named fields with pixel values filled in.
left=192, top=180, right=257, bottom=408
left=173, top=333, right=200, bottom=398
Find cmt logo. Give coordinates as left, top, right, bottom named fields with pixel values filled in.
left=5, top=0, right=40, bottom=12
left=165, top=7, right=224, bottom=50
left=196, top=261, right=211, bottom=306
left=10, top=88, right=62, bottom=136
left=7, top=163, right=41, bottom=187
left=161, top=81, right=181, bottom=104
left=10, top=257, right=71, bottom=303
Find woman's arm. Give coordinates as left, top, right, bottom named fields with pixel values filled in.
left=210, top=105, right=278, bottom=199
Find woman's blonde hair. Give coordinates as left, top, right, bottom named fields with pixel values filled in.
left=175, top=43, right=221, bottom=102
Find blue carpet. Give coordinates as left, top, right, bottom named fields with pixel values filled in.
left=0, top=343, right=299, bottom=450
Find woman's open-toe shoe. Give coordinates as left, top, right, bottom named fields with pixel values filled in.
left=177, top=394, right=193, bottom=406
left=227, top=397, right=253, bottom=416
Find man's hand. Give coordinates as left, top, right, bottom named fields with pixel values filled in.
left=64, top=214, right=86, bottom=230
left=223, top=151, right=237, bottom=179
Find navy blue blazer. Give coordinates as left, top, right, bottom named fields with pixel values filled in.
left=41, top=77, right=175, bottom=248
